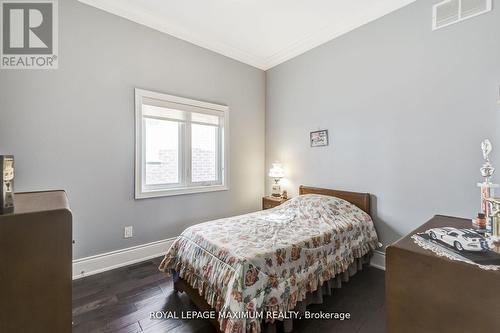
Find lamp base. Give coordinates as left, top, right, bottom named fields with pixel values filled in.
left=271, top=182, right=281, bottom=198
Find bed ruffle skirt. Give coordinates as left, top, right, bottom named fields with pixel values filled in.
left=171, top=253, right=372, bottom=333
left=262, top=254, right=370, bottom=333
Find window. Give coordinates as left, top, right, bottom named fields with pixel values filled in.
left=135, top=89, right=228, bottom=198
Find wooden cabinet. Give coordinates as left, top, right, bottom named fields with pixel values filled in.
left=386, top=215, right=500, bottom=333
left=0, top=191, right=72, bottom=333
left=262, top=196, right=288, bottom=210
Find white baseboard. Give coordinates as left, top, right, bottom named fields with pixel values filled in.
left=72, top=237, right=176, bottom=280
left=370, top=250, right=386, bottom=270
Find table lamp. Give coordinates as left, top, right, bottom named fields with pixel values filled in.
left=269, top=163, right=285, bottom=197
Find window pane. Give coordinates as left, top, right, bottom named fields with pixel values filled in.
left=191, top=124, right=218, bottom=183
left=144, top=118, right=179, bottom=185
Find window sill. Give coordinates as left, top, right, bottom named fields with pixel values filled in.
left=135, top=184, right=229, bottom=199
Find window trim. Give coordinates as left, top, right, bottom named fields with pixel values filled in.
left=135, top=88, right=229, bottom=199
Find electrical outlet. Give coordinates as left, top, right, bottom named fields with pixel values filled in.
left=124, top=226, right=133, bottom=238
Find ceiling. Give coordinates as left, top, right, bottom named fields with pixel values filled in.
left=79, top=0, right=416, bottom=70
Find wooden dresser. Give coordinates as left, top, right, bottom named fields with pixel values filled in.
left=386, top=215, right=500, bottom=333
left=0, top=191, right=72, bottom=333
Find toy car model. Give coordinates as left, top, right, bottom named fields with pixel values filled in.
left=425, top=227, right=489, bottom=252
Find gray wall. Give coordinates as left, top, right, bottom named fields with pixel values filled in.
left=0, top=0, right=265, bottom=258
left=2, top=0, right=499, bottom=258
left=266, top=0, right=500, bottom=249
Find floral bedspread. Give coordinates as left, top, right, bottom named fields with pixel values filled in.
left=159, top=194, right=380, bottom=333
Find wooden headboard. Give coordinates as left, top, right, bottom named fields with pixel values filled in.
left=299, top=185, right=371, bottom=216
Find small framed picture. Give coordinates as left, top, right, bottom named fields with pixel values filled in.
left=310, top=130, right=329, bottom=147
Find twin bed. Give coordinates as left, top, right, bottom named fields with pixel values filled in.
left=159, top=186, right=380, bottom=333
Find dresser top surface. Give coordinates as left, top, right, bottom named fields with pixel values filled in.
left=2, top=190, right=70, bottom=216
left=392, top=215, right=470, bottom=248
left=389, top=215, right=500, bottom=274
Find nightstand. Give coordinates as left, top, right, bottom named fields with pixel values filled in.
left=262, top=196, right=288, bottom=210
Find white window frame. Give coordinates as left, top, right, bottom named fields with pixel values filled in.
left=135, top=88, right=229, bottom=199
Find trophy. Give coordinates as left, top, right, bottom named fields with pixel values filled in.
left=478, top=139, right=498, bottom=224
left=1, top=155, right=15, bottom=214
left=485, top=197, right=500, bottom=242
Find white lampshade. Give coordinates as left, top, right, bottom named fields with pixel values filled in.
left=268, top=163, right=285, bottom=178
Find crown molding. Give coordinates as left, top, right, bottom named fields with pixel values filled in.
left=78, top=0, right=268, bottom=69
left=79, top=0, right=416, bottom=71
left=261, top=0, right=416, bottom=70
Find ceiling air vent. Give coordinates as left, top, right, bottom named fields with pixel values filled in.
left=433, top=0, right=492, bottom=30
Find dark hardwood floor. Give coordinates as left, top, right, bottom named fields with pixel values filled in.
left=72, top=257, right=385, bottom=333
